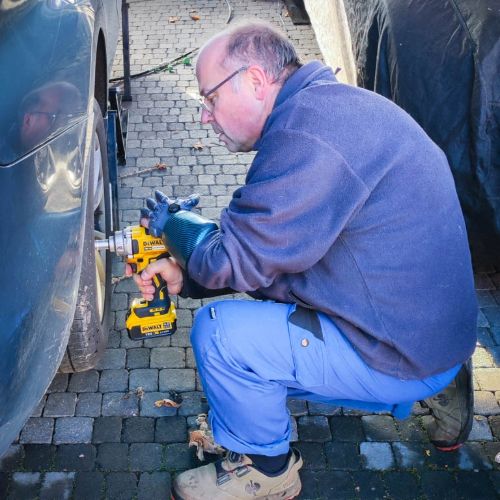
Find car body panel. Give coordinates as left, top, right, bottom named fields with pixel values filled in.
left=0, top=0, right=121, bottom=456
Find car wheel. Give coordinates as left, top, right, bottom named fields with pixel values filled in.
left=59, top=99, right=112, bottom=373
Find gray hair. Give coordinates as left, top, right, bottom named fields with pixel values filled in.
left=220, top=20, right=303, bottom=86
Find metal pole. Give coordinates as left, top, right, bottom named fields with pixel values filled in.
left=122, top=1, right=132, bottom=101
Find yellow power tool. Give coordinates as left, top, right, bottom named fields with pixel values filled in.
left=95, top=226, right=177, bottom=340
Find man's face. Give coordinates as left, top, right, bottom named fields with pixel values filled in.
left=196, top=41, right=265, bottom=153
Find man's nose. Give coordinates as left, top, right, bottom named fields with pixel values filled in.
left=201, top=107, right=213, bottom=125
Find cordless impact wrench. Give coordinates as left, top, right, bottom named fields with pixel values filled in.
left=95, top=226, right=177, bottom=340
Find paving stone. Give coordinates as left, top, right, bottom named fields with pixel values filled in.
left=46, top=374, right=69, bottom=393
left=99, top=370, right=129, bottom=392
left=395, top=416, right=427, bottom=441
left=476, top=369, right=500, bottom=391
left=31, top=396, right=46, bottom=417
left=294, top=443, right=326, bottom=471
left=410, top=401, right=429, bottom=415
left=286, top=398, right=308, bottom=417
left=385, top=472, right=419, bottom=500
left=361, top=415, right=399, bottom=441
left=102, top=393, right=139, bottom=417
left=307, top=402, right=342, bottom=416
left=19, top=418, right=54, bottom=444
left=489, top=415, right=500, bottom=439
left=54, top=444, right=96, bottom=471
left=298, top=416, right=332, bottom=442
left=170, top=327, right=192, bottom=348
left=53, top=417, right=93, bottom=444
left=422, top=443, right=461, bottom=469
left=8, top=472, right=41, bottom=500
left=469, top=415, right=493, bottom=440
left=296, top=470, right=318, bottom=500
left=458, top=442, right=492, bottom=470
left=140, top=392, right=178, bottom=417
left=483, top=307, right=500, bottom=327
left=74, top=471, right=104, bottom=500
left=138, top=472, right=172, bottom=500
left=122, top=417, right=155, bottom=443
left=315, top=471, right=354, bottom=500
left=478, top=328, right=495, bottom=347
left=0, top=445, right=23, bottom=471
left=155, top=416, right=187, bottom=443
left=324, top=442, right=360, bottom=470
left=473, top=347, right=495, bottom=367
left=290, top=416, right=298, bottom=442
left=475, top=274, right=495, bottom=290
left=144, top=336, right=171, bottom=348
left=159, top=369, right=196, bottom=392
left=44, top=393, right=77, bottom=417
left=93, top=417, right=122, bottom=443
left=127, top=348, right=150, bottom=369
left=105, top=472, right=137, bottom=500
left=68, top=371, right=99, bottom=392
left=163, top=443, right=197, bottom=470
left=359, top=442, right=394, bottom=470
left=351, top=471, right=385, bottom=500
left=150, top=347, right=185, bottom=368
left=474, top=391, right=500, bottom=415
left=456, top=471, right=497, bottom=499
left=0, top=473, right=8, bottom=500
left=96, top=349, right=126, bottom=370
left=489, top=470, right=500, bottom=495
left=23, top=445, right=56, bottom=471
left=177, top=392, right=210, bottom=417
left=392, top=442, right=426, bottom=469
left=76, top=393, right=102, bottom=417
left=39, top=472, right=74, bottom=500
left=97, top=443, right=129, bottom=470
left=129, top=369, right=159, bottom=392
left=329, top=417, right=365, bottom=442
left=419, top=471, right=458, bottom=500
left=483, top=442, right=500, bottom=469
left=130, top=443, right=163, bottom=471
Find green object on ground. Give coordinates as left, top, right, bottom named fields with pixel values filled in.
left=183, top=57, right=191, bottom=65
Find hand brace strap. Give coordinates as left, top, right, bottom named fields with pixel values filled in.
left=162, top=210, right=218, bottom=269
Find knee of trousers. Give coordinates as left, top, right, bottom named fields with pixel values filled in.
left=190, top=300, right=226, bottom=359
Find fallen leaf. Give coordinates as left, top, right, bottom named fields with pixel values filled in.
left=191, top=9, right=196, bottom=12
left=189, top=414, right=226, bottom=460
left=156, top=163, right=167, bottom=170
left=169, top=16, right=180, bottom=23
left=425, top=450, right=431, bottom=456
left=190, top=14, right=200, bottom=20
left=193, top=140, right=204, bottom=150
left=155, top=398, right=181, bottom=408
left=475, top=415, right=484, bottom=421
left=285, top=11, right=290, bottom=17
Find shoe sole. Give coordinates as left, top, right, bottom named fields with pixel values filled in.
left=171, top=476, right=302, bottom=500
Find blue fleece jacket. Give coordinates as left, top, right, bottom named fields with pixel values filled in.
left=186, top=61, right=477, bottom=380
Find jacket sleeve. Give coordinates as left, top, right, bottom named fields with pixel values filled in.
left=186, top=129, right=370, bottom=292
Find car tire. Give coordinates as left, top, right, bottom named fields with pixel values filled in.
left=59, top=99, right=112, bottom=373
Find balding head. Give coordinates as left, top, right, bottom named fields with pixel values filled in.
left=195, top=21, right=303, bottom=152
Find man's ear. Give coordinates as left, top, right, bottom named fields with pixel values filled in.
left=247, top=65, right=268, bottom=100
left=22, top=113, right=32, bottom=131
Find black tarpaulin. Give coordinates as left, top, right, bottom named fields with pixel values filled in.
left=342, top=0, right=500, bottom=265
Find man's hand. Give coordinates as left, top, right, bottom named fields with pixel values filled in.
left=126, top=213, right=183, bottom=300
left=125, top=257, right=183, bottom=301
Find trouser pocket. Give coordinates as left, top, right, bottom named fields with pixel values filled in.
left=288, top=304, right=328, bottom=387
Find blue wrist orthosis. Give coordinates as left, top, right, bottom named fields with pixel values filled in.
left=141, top=191, right=218, bottom=268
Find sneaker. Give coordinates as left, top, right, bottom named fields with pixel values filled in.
left=171, top=449, right=303, bottom=500
left=422, top=358, right=474, bottom=450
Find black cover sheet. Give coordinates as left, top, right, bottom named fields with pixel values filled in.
left=342, top=0, right=500, bottom=265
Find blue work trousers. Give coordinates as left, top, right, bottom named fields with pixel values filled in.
left=191, top=299, right=460, bottom=456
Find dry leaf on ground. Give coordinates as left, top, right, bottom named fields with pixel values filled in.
left=190, top=14, right=200, bottom=20
left=193, top=141, right=204, bottom=150
left=285, top=11, right=290, bottom=17
left=155, top=398, right=181, bottom=408
left=169, top=16, right=180, bottom=23
left=189, top=414, right=225, bottom=461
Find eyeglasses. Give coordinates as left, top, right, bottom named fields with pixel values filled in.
left=198, top=66, right=248, bottom=115
left=32, top=110, right=79, bottom=124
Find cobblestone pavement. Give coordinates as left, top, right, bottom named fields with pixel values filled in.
left=3, top=1, right=500, bottom=499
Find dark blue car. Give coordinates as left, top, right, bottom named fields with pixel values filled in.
left=0, top=0, right=122, bottom=456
